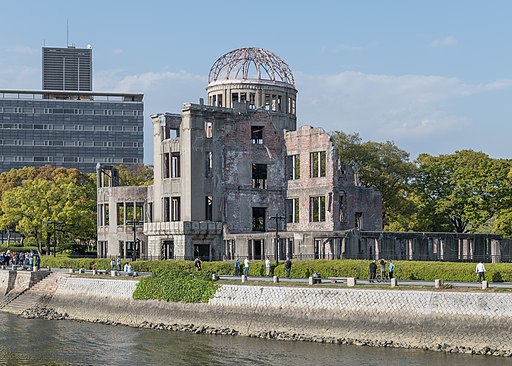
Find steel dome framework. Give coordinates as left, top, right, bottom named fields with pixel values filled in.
left=208, top=48, right=295, bottom=86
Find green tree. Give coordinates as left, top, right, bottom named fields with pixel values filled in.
left=116, top=164, right=154, bottom=186
left=415, top=150, right=512, bottom=233
left=331, top=131, right=417, bottom=230
left=0, top=166, right=96, bottom=253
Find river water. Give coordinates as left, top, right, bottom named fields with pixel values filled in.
left=0, top=313, right=509, bottom=366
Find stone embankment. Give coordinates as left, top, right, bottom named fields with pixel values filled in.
left=3, top=273, right=512, bottom=357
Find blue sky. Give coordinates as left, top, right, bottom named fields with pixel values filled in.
left=1, top=0, right=512, bottom=164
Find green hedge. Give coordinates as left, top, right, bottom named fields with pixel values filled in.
left=133, top=269, right=218, bottom=303
left=38, top=257, right=512, bottom=282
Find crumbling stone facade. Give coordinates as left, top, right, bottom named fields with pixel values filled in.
left=96, top=48, right=382, bottom=261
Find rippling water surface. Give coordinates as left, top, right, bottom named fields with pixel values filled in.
left=0, top=313, right=509, bottom=366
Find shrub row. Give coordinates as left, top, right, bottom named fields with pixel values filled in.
left=133, top=269, right=218, bottom=303
left=38, top=257, right=512, bottom=283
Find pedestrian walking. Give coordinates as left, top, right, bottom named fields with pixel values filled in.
left=368, top=260, right=377, bottom=282
left=111, top=258, right=116, bottom=271
left=379, top=259, right=387, bottom=281
left=234, top=258, right=240, bottom=276
left=265, top=256, right=271, bottom=276
left=285, top=257, right=292, bottom=278
left=116, top=257, right=122, bottom=271
left=476, top=261, right=486, bottom=282
left=243, top=256, right=250, bottom=277
left=388, top=260, right=395, bottom=279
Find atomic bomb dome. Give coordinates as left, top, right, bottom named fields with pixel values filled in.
left=206, top=47, right=297, bottom=117
left=208, top=47, right=295, bottom=86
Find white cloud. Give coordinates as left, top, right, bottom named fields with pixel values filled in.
left=294, top=70, right=512, bottom=157
left=88, top=68, right=512, bottom=163
left=429, top=35, right=457, bottom=48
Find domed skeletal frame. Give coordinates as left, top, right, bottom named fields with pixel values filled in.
left=208, top=47, right=295, bottom=86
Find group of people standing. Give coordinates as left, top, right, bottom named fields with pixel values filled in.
left=368, top=259, right=395, bottom=282
left=0, top=249, right=40, bottom=270
left=233, top=256, right=292, bottom=278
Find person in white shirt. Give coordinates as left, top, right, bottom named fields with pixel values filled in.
left=265, top=257, right=271, bottom=276
left=476, top=261, right=486, bottom=282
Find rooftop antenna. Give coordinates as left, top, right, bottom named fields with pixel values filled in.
left=66, top=19, right=69, bottom=47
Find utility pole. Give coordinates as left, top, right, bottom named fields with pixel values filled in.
left=47, top=220, right=63, bottom=257
left=268, top=215, right=285, bottom=264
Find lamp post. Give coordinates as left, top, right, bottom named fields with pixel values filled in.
left=269, top=215, right=285, bottom=265
left=46, top=220, right=63, bottom=257
left=126, top=219, right=143, bottom=261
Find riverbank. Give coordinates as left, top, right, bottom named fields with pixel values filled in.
left=2, top=272, right=508, bottom=357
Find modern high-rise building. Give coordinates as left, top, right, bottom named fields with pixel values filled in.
left=42, top=46, right=92, bottom=91
left=0, top=45, right=144, bottom=174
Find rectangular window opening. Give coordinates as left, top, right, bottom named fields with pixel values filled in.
left=310, top=151, right=326, bottom=178
left=205, top=196, right=213, bottom=221
left=252, top=163, right=267, bottom=189
left=251, top=126, right=264, bottom=144
left=310, top=196, right=326, bottom=222
left=285, top=198, right=300, bottom=223
left=252, top=207, right=266, bottom=231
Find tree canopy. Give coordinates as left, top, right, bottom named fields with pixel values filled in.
left=0, top=165, right=96, bottom=253
left=331, top=131, right=512, bottom=235
left=331, top=131, right=417, bottom=230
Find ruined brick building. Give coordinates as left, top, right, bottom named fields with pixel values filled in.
left=97, top=47, right=511, bottom=263
left=96, top=48, right=382, bottom=261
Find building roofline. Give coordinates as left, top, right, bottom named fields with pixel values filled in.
left=0, top=89, right=143, bottom=99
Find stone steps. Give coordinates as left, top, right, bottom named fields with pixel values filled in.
left=0, top=272, right=66, bottom=315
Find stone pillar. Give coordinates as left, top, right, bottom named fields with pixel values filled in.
left=434, top=279, right=441, bottom=288
left=391, top=278, right=398, bottom=287
left=481, top=280, right=488, bottom=289
left=347, top=277, right=356, bottom=287
left=273, top=276, right=279, bottom=283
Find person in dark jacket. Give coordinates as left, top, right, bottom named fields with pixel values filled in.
left=369, top=260, right=377, bottom=282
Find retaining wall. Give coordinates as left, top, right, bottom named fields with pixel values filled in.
left=43, top=277, right=512, bottom=355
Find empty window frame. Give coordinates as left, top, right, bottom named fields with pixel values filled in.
left=148, top=202, right=153, bottom=223
left=264, top=94, right=271, bottom=110
left=163, top=153, right=170, bottom=178
left=310, top=151, right=326, bottom=178
left=136, top=202, right=144, bottom=221
left=285, top=198, right=300, bottom=223
left=251, top=126, right=263, bottom=144
left=310, top=195, right=326, bottom=222
left=126, top=203, right=135, bottom=222
left=339, top=195, right=345, bottom=222
left=171, top=197, right=181, bottom=222
left=286, top=154, right=300, bottom=180
left=249, top=93, right=256, bottom=109
left=252, top=207, right=266, bottom=231
left=252, top=164, right=267, bottom=189
left=104, top=203, right=109, bottom=225
left=163, top=197, right=170, bottom=222
left=204, top=121, right=213, bottom=138
left=355, top=212, right=363, bottom=229
left=117, top=203, right=125, bottom=225
left=206, top=151, right=213, bottom=177
left=205, top=196, right=213, bottom=221
left=171, top=153, right=180, bottom=178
